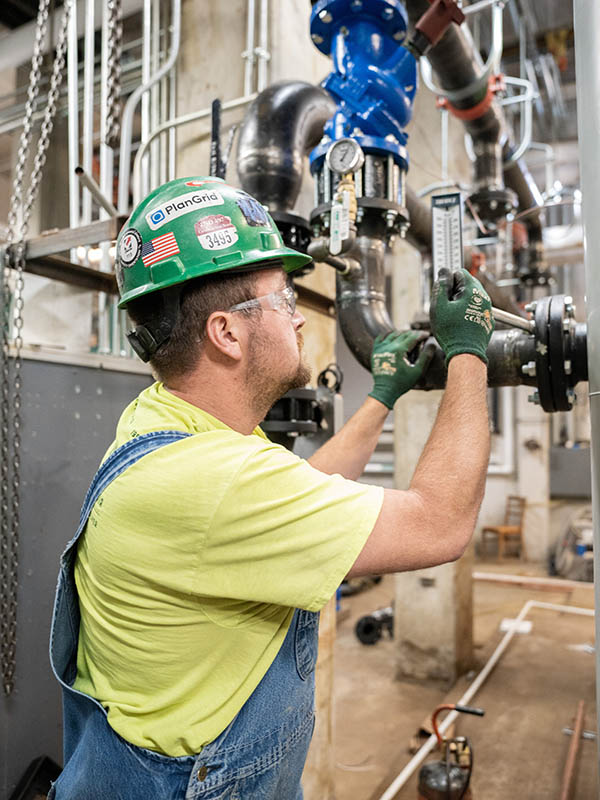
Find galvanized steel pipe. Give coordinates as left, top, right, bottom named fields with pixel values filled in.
left=573, top=0, right=600, bottom=773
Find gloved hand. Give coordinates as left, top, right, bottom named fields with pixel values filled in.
left=368, top=330, right=436, bottom=409
left=430, top=268, right=494, bottom=365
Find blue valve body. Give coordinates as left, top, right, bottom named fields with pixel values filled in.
left=309, top=0, right=418, bottom=173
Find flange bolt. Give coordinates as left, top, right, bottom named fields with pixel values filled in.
left=528, top=391, right=540, bottom=405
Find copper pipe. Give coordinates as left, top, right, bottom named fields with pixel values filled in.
left=559, top=700, right=585, bottom=800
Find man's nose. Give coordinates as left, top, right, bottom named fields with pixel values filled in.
left=292, top=309, right=306, bottom=329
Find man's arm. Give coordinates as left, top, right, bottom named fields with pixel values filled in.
left=308, top=330, right=434, bottom=480
left=347, top=354, right=489, bottom=576
left=347, top=269, right=494, bottom=576
left=307, top=396, right=389, bottom=481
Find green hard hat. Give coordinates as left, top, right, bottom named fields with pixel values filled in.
left=116, top=176, right=312, bottom=308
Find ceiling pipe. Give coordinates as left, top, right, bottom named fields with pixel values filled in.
left=0, top=0, right=144, bottom=74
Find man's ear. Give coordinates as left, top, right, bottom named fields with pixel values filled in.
left=204, top=311, right=245, bottom=362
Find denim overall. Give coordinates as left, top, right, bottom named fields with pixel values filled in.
left=49, top=430, right=319, bottom=800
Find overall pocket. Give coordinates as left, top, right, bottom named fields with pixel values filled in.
left=294, top=610, right=320, bottom=680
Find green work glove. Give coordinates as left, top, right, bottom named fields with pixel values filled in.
left=368, top=330, right=435, bottom=409
left=430, top=268, right=494, bottom=365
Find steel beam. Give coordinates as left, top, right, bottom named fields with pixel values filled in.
left=21, top=217, right=127, bottom=259
left=24, top=256, right=118, bottom=294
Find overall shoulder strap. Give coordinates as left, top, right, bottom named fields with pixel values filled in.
left=78, top=430, right=192, bottom=529
left=51, top=430, right=193, bottom=694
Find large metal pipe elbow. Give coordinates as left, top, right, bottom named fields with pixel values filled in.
left=237, top=81, right=337, bottom=212
left=336, top=235, right=394, bottom=370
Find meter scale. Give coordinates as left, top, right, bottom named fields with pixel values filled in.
left=431, top=192, right=464, bottom=277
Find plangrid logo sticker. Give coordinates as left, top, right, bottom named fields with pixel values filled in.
left=145, top=190, right=224, bottom=230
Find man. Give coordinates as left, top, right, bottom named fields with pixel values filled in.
left=50, top=176, right=493, bottom=800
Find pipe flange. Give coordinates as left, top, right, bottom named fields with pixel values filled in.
left=270, top=212, right=313, bottom=274
left=533, top=296, right=555, bottom=412
left=531, top=295, right=579, bottom=412
left=548, top=295, right=575, bottom=412
left=467, top=187, right=518, bottom=224
left=310, top=0, right=409, bottom=56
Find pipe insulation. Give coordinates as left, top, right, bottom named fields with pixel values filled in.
left=237, top=81, right=337, bottom=212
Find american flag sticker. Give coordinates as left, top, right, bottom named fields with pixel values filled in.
left=141, top=232, right=180, bottom=268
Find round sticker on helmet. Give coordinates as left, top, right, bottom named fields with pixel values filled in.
left=195, top=215, right=239, bottom=250
left=119, top=228, right=142, bottom=267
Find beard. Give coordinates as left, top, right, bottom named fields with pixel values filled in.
left=247, top=329, right=312, bottom=415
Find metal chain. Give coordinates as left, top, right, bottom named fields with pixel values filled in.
left=0, top=0, right=72, bottom=697
left=105, top=0, right=123, bottom=149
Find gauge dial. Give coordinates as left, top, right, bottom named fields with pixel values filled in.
left=325, top=138, right=365, bottom=174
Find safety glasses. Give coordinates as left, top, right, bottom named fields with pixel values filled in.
left=228, top=285, right=297, bottom=317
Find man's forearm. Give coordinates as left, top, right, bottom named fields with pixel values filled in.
left=307, top=396, right=389, bottom=480
left=410, top=354, right=490, bottom=545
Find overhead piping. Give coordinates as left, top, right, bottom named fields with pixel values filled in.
left=237, top=76, right=587, bottom=411
left=404, top=0, right=545, bottom=269
left=237, top=80, right=336, bottom=212
left=0, top=0, right=144, bottom=74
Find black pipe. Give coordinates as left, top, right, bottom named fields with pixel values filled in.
left=404, top=0, right=544, bottom=239
left=237, top=81, right=336, bottom=212
left=414, top=330, right=538, bottom=390
left=411, top=19, right=504, bottom=143
left=210, top=99, right=223, bottom=179
left=336, top=235, right=394, bottom=369
left=405, top=185, right=433, bottom=253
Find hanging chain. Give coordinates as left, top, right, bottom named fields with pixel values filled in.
left=0, top=0, right=72, bottom=697
left=105, top=0, right=123, bottom=149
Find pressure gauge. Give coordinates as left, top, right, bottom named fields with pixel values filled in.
left=325, top=138, right=365, bottom=175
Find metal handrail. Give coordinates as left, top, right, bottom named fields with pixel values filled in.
left=117, top=0, right=181, bottom=213
left=500, top=76, right=535, bottom=163
left=132, top=93, right=257, bottom=206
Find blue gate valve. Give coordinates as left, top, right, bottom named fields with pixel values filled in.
left=309, top=0, right=418, bottom=174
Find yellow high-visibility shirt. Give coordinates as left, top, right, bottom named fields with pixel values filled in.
left=73, top=382, right=383, bottom=756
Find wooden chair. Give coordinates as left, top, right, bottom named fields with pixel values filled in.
left=481, top=496, right=527, bottom=560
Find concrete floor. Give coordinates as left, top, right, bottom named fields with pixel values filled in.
left=333, top=561, right=597, bottom=800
